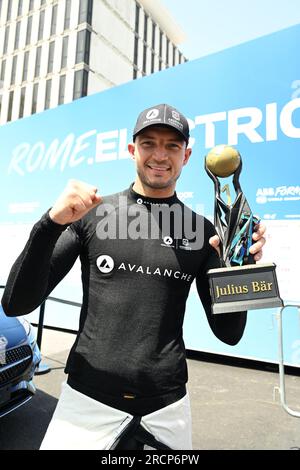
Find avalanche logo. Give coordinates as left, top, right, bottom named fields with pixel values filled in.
left=96, top=255, right=114, bottom=273
left=163, top=236, right=173, bottom=245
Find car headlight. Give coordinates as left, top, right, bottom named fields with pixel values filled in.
left=18, top=316, right=37, bottom=348
left=18, top=316, right=32, bottom=336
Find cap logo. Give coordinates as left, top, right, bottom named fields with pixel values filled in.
left=172, top=110, right=180, bottom=121
left=146, top=109, right=160, bottom=120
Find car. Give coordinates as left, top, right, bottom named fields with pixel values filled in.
left=0, top=305, right=41, bottom=418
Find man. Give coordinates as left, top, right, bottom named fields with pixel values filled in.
left=2, top=104, right=265, bottom=450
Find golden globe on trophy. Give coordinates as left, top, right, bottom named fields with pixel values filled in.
left=205, top=145, right=283, bottom=314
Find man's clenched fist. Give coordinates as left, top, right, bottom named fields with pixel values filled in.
left=49, top=180, right=102, bottom=225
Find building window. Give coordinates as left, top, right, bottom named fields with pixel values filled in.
left=159, top=30, right=163, bottom=70
left=73, top=69, right=88, bottom=100
left=35, top=45, right=41, bottom=77
left=32, top=82, right=38, bottom=114
left=17, top=0, right=23, bottom=17
left=151, top=52, right=155, bottom=74
left=133, top=2, right=140, bottom=79
left=76, top=30, right=91, bottom=65
left=40, top=0, right=46, bottom=5
left=133, top=36, right=138, bottom=68
left=152, top=22, right=156, bottom=50
left=51, top=4, right=58, bottom=36
left=29, top=0, right=34, bottom=11
left=0, top=59, right=6, bottom=83
left=38, top=10, right=45, bottom=41
left=64, top=0, right=71, bottom=30
left=26, top=16, right=33, bottom=45
left=11, top=55, right=17, bottom=85
left=172, top=44, right=176, bottom=66
left=6, top=0, right=12, bottom=21
left=142, top=45, right=147, bottom=75
left=78, top=0, right=93, bottom=25
left=14, top=21, right=21, bottom=50
left=142, top=14, right=148, bottom=75
left=45, top=78, right=51, bottom=109
left=47, top=41, right=55, bottom=74
left=151, top=22, right=156, bottom=73
left=58, top=74, right=66, bottom=104
left=61, top=36, right=68, bottom=69
left=3, top=26, right=10, bottom=55
left=135, top=3, right=140, bottom=33
left=7, top=90, right=14, bottom=122
left=166, top=39, right=169, bottom=67
left=144, top=14, right=148, bottom=42
left=19, top=86, right=26, bottom=118
left=159, top=30, right=163, bottom=58
left=22, top=51, right=29, bottom=82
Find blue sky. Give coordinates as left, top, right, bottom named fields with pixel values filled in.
left=162, top=0, right=300, bottom=59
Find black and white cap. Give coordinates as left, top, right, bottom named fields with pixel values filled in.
left=133, top=104, right=190, bottom=144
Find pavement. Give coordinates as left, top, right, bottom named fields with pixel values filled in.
left=0, top=327, right=299, bottom=450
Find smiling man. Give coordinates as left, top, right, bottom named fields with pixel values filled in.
left=2, top=104, right=266, bottom=450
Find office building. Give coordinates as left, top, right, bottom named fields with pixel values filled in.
left=0, top=0, right=187, bottom=124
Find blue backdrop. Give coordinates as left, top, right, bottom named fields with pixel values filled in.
left=1, top=24, right=299, bottom=365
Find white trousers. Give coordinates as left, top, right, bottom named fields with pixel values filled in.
left=40, top=382, right=192, bottom=450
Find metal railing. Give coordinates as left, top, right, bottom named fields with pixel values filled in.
left=2, top=285, right=300, bottom=415
left=0, top=285, right=81, bottom=375
left=274, top=304, right=300, bottom=418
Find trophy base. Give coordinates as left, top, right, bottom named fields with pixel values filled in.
left=207, top=263, right=283, bottom=314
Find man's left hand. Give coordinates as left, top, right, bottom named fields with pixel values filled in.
left=209, top=222, right=266, bottom=262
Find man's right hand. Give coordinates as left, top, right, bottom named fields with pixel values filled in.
left=49, top=179, right=102, bottom=225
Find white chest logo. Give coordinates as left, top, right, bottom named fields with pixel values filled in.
left=163, top=236, right=173, bottom=245
left=96, top=255, right=114, bottom=273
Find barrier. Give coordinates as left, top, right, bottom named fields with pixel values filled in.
left=0, top=286, right=81, bottom=375
left=274, top=304, right=300, bottom=418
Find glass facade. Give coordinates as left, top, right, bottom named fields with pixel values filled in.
left=73, top=69, right=88, bottom=100
left=22, top=51, right=29, bottom=82
left=0, top=0, right=187, bottom=124
left=11, top=55, right=17, bottom=85
left=17, top=0, right=23, bottom=17
left=64, top=0, right=72, bottom=30
left=76, top=29, right=91, bottom=65
left=35, top=46, right=42, bottom=78
left=61, top=36, right=69, bottom=69
left=45, top=78, right=52, bottom=109
left=7, top=90, right=13, bottom=122
left=58, top=74, right=66, bottom=105
left=47, top=41, right=55, bottom=74
left=79, top=0, right=93, bottom=25
left=31, top=82, right=38, bottom=114
left=51, top=4, right=58, bottom=36
left=19, top=86, right=26, bottom=118
left=26, top=15, right=33, bottom=46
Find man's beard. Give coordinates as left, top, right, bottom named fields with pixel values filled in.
left=136, top=166, right=181, bottom=190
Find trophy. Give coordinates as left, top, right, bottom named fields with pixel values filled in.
left=205, top=145, right=283, bottom=314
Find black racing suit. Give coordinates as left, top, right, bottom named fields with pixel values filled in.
left=2, top=185, right=247, bottom=415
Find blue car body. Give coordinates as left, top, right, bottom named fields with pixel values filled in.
left=0, top=305, right=41, bottom=418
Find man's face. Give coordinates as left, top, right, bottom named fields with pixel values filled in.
left=128, top=126, right=192, bottom=191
